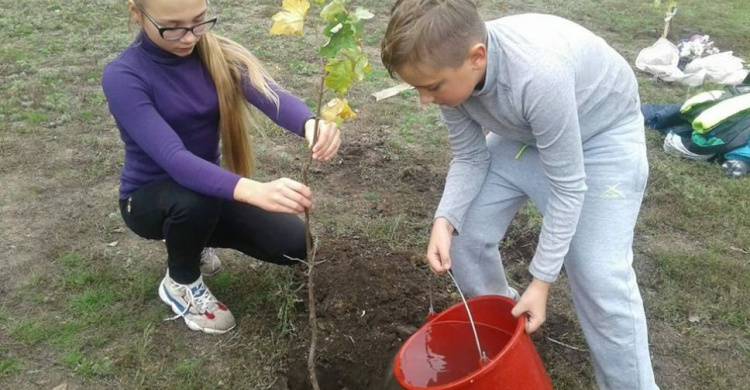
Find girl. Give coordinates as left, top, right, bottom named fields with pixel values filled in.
left=102, top=0, right=340, bottom=334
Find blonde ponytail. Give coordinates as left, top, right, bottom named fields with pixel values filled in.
left=196, top=31, right=279, bottom=177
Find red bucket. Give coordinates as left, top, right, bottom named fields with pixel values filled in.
left=393, top=295, right=552, bottom=389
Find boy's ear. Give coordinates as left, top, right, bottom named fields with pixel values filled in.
left=467, top=43, right=487, bottom=70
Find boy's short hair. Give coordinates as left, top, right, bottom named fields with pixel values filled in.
left=381, top=0, right=487, bottom=77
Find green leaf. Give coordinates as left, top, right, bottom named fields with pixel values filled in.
left=344, top=46, right=370, bottom=82
left=325, top=57, right=355, bottom=94
left=347, top=18, right=366, bottom=39
left=653, top=0, right=677, bottom=11
left=354, top=8, right=374, bottom=20
left=322, top=12, right=365, bottom=40
left=323, top=46, right=371, bottom=93
left=320, top=19, right=358, bottom=58
left=322, top=14, right=347, bottom=36
left=344, top=47, right=369, bottom=77
left=320, top=0, right=348, bottom=22
left=320, top=30, right=358, bottom=58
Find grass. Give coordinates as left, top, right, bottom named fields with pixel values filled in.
left=0, top=359, right=23, bottom=379
left=3, top=247, right=301, bottom=387
left=10, top=252, right=155, bottom=351
left=1, top=0, right=748, bottom=388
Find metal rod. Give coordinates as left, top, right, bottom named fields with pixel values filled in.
left=447, top=270, right=488, bottom=363
left=428, top=275, right=435, bottom=316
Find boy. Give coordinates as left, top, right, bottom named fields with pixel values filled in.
left=381, top=0, right=659, bottom=388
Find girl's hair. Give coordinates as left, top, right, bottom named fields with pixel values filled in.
left=197, top=32, right=278, bottom=177
left=133, top=0, right=278, bottom=177
left=381, top=0, right=486, bottom=77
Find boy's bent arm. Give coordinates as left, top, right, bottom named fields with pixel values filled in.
left=434, top=107, right=489, bottom=233
left=520, top=55, right=587, bottom=283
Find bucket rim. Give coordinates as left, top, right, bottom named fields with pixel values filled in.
left=393, top=295, right=527, bottom=389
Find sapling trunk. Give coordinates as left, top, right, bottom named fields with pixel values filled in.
left=300, top=71, right=326, bottom=390
left=269, top=3, right=373, bottom=387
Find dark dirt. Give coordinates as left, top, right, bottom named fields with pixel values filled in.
left=285, top=244, right=450, bottom=390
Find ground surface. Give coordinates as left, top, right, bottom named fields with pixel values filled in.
left=1, top=0, right=748, bottom=389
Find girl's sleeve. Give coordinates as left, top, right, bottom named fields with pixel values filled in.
left=242, top=77, right=314, bottom=137
left=518, top=54, right=587, bottom=283
left=102, top=64, right=242, bottom=200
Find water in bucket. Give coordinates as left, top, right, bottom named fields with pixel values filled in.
left=398, top=320, right=511, bottom=387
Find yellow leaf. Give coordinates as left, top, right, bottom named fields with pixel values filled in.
left=321, top=98, right=356, bottom=124
left=269, top=0, right=310, bottom=37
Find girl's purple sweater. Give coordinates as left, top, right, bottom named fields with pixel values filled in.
left=102, top=32, right=312, bottom=200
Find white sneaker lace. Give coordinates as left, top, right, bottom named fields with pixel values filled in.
left=165, top=279, right=219, bottom=321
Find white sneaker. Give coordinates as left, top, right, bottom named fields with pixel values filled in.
left=200, top=248, right=222, bottom=276
left=158, top=272, right=236, bottom=334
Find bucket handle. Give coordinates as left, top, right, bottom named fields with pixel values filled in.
left=428, top=273, right=436, bottom=318
left=446, top=270, right=489, bottom=365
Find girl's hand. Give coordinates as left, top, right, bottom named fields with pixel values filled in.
left=305, top=118, right=341, bottom=161
left=426, top=217, right=455, bottom=275
left=234, top=177, right=312, bottom=214
left=511, top=278, right=551, bottom=333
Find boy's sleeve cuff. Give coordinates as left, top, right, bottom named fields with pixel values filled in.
left=434, top=211, right=463, bottom=235
left=528, top=263, right=559, bottom=284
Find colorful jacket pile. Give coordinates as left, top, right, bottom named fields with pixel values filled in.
left=643, top=78, right=750, bottom=167
left=679, top=85, right=750, bottom=163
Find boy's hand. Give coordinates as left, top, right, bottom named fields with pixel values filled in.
left=305, top=118, right=341, bottom=162
left=511, top=278, right=551, bottom=334
left=426, top=217, right=454, bottom=275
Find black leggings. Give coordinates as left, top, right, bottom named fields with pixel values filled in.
left=119, top=180, right=306, bottom=284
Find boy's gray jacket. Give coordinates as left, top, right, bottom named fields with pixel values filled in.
left=436, top=14, right=642, bottom=282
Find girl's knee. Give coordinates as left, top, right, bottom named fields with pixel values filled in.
left=170, top=190, right=222, bottom=227
left=286, top=227, right=308, bottom=263
left=271, top=219, right=308, bottom=265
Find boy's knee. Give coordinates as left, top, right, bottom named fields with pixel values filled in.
left=453, top=230, right=494, bottom=248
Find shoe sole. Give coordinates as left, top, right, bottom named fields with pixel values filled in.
left=158, top=282, right=235, bottom=335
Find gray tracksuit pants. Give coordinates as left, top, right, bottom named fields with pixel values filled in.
left=449, top=124, right=658, bottom=389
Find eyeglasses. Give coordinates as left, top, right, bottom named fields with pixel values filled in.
left=135, top=1, right=218, bottom=41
